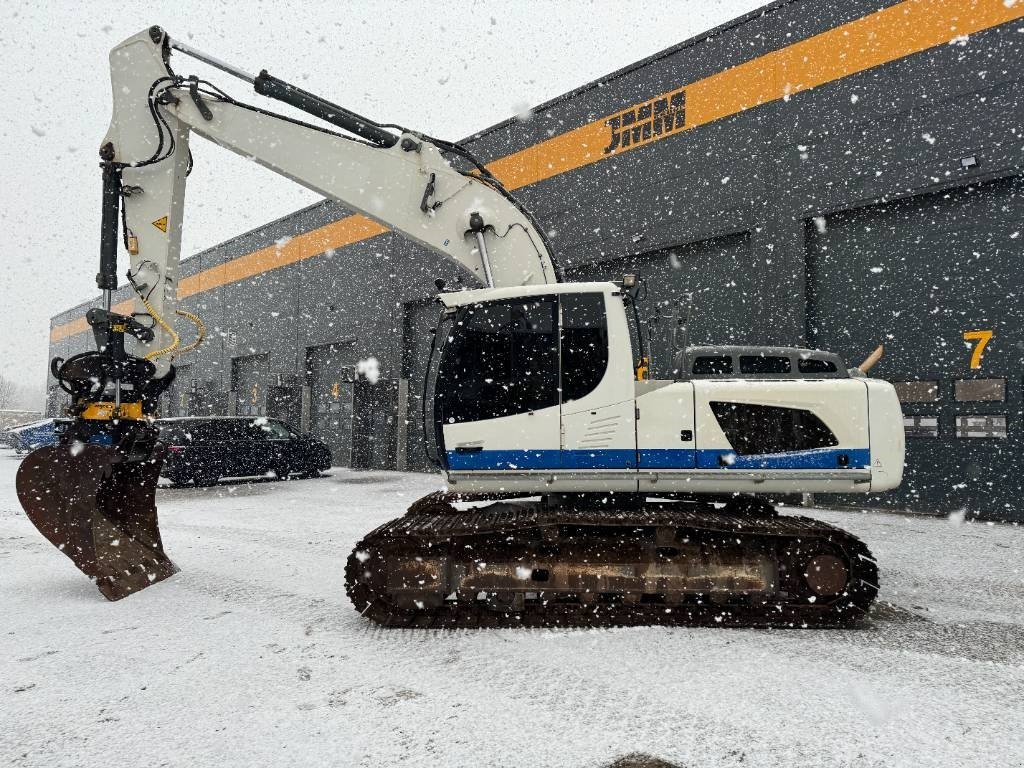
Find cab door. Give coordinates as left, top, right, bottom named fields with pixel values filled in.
left=559, top=292, right=637, bottom=471
left=437, top=296, right=561, bottom=470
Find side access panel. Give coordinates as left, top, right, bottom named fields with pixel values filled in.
left=642, top=379, right=875, bottom=494
left=692, top=379, right=871, bottom=470
left=688, top=376, right=872, bottom=487
left=636, top=382, right=697, bottom=469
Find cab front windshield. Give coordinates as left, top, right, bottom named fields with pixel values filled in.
left=423, top=293, right=610, bottom=466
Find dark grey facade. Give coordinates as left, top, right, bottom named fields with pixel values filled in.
left=49, top=0, right=1024, bottom=519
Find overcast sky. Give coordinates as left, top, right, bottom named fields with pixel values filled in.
left=0, top=0, right=764, bottom=402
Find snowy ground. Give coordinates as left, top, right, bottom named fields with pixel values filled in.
left=1, top=451, right=1022, bottom=768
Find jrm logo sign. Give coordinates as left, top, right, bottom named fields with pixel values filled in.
left=604, top=88, right=686, bottom=155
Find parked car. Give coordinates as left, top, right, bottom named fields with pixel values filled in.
left=156, top=417, right=331, bottom=486
left=5, top=419, right=64, bottom=454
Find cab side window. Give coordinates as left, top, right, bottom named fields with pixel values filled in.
left=561, top=293, right=608, bottom=402
left=692, top=355, right=733, bottom=375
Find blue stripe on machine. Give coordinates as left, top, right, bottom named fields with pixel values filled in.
left=695, top=448, right=871, bottom=470
left=561, top=449, right=636, bottom=469
left=447, top=449, right=560, bottom=471
left=447, top=449, right=635, bottom=470
left=638, top=449, right=696, bottom=468
left=447, top=447, right=870, bottom=471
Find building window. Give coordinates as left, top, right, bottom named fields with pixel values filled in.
left=798, top=358, right=837, bottom=374
left=739, top=355, right=791, bottom=375
left=893, top=381, right=940, bottom=403
left=954, top=378, right=1005, bottom=402
left=692, top=355, right=733, bottom=375
left=710, top=402, right=838, bottom=455
left=436, top=296, right=559, bottom=424
left=903, top=415, right=939, bottom=438
left=560, top=293, right=609, bottom=403
left=955, top=415, right=1007, bottom=439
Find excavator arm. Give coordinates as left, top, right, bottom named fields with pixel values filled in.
left=107, top=27, right=558, bottom=378
left=17, top=26, right=559, bottom=600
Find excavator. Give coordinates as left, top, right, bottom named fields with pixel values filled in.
left=17, top=28, right=905, bottom=627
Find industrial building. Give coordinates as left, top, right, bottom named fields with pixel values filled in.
left=47, top=0, right=1024, bottom=519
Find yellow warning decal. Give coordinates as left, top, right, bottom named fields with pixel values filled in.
left=152, top=216, right=168, bottom=233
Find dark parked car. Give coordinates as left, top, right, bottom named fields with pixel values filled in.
left=4, top=418, right=65, bottom=454
left=156, top=417, right=331, bottom=486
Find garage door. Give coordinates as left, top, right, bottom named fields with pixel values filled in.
left=231, top=355, right=267, bottom=417
left=568, top=232, right=754, bottom=379
left=352, top=379, right=398, bottom=470
left=306, top=342, right=355, bottom=467
left=267, top=386, right=302, bottom=430
left=806, top=175, right=1024, bottom=519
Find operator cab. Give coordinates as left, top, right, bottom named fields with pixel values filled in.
left=423, top=282, right=631, bottom=470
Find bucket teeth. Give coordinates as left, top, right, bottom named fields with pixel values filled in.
left=16, top=442, right=177, bottom=600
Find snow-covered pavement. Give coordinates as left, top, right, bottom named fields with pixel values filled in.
left=1, top=451, right=1022, bottom=768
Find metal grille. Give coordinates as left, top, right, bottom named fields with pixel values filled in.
left=903, top=415, right=939, bottom=438
left=955, top=415, right=1007, bottom=439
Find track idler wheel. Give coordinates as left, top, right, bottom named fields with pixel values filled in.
left=16, top=442, right=178, bottom=600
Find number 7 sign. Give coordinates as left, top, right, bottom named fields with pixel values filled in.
left=962, top=330, right=993, bottom=370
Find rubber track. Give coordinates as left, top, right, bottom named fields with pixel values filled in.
left=345, top=496, right=879, bottom=630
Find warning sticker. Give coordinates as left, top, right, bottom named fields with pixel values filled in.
left=152, top=216, right=168, bottom=233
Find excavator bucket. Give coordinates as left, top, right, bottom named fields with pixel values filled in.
left=15, top=441, right=177, bottom=600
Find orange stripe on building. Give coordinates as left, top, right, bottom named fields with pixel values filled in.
left=49, top=0, right=1024, bottom=344
left=177, top=214, right=386, bottom=298
left=488, top=0, right=1024, bottom=186
left=50, top=216, right=386, bottom=343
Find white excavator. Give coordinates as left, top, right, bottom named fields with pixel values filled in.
left=17, top=28, right=904, bottom=627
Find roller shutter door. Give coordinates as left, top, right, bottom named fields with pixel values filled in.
left=306, top=342, right=355, bottom=467
left=806, top=175, right=1024, bottom=519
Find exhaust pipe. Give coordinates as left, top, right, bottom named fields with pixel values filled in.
left=857, top=344, right=884, bottom=374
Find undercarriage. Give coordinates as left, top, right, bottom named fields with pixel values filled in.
left=345, top=492, right=878, bottom=629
